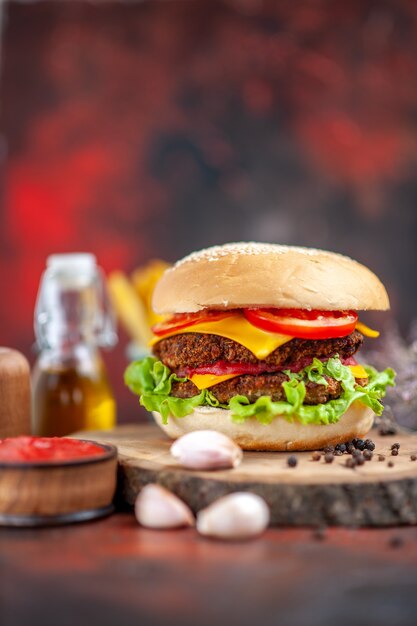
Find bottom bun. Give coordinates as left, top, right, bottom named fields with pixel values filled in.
left=152, top=402, right=375, bottom=451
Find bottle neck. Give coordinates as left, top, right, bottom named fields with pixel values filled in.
left=34, top=263, right=117, bottom=354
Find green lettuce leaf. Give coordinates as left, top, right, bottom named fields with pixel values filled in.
left=303, top=357, right=329, bottom=386
left=124, top=356, right=396, bottom=426
left=124, top=357, right=205, bottom=423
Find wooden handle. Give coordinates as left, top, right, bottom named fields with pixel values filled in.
left=0, top=348, right=31, bottom=437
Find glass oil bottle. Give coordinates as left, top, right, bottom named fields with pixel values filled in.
left=32, top=254, right=117, bottom=436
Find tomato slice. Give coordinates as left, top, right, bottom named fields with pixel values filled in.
left=243, top=308, right=358, bottom=339
left=152, top=310, right=235, bottom=337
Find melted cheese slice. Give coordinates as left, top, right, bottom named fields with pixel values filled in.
left=356, top=321, right=380, bottom=338
left=149, top=314, right=293, bottom=360
left=189, top=364, right=368, bottom=390
left=150, top=314, right=370, bottom=385
left=349, top=364, right=368, bottom=379
left=190, top=373, right=238, bottom=389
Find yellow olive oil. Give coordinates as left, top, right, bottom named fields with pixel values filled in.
left=32, top=361, right=116, bottom=436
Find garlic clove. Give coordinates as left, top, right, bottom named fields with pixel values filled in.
left=170, top=430, right=243, bottom=470
left=135, top=484, right=194, bottom=529
left=197, top=492, right=270, bottom=540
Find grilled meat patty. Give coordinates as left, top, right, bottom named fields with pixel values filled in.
left=154, top=330, right=364, bottom=370
left=172, top=374, right=369, bottom=405
left=155, top=330, right=365, bottom=405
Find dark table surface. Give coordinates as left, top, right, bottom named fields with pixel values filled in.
left=1, top=512, right=417, bottom=626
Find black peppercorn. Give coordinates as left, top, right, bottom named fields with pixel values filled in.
left=355, top=439, right=365, bottom=451
left=346, top=458, right=356, bottom=468
left=311, top=451, right=321, bottom=461
left=363, top=449, right=373, bottom=461
left=388, top=535, right=404, bottom=549
left=323, top=445, right=334, bottom=454
left=391, top=443, right=400, bottom=450
left=411, top=454, right=417, bottom=462
left=287, top=456, right=298, bottom=468
left=391, top=448, right=399, bottom=456
left=356, top=454, right=365, bottom=466
left=378, top=454, right=386, bottom=462
left=388, top=460, right=394, bottom=468
left=378, top=423, right=397, bottom=436
left=324, top=452, right=334, bottom=464
left=352, top=449, right=361, bottom=458
left=346, top=443, right=355, bottom=454
left=364, top=439, right=375, bottom=451
left=313, top=526, right=327, bottom=541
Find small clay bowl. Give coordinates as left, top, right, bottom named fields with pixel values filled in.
left=0, top=438, right=117, bottom=527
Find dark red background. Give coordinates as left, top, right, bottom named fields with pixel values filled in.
left=1, top=0, right=417, bottom=422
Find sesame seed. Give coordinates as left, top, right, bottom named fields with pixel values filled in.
left=174, top=242, right=345, bottom=268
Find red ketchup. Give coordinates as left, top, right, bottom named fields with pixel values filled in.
left=0, top=436, right=105, bottom=462
left=179, top=356, right=359, bottom=378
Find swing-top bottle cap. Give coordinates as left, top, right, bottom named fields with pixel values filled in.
left=47, top=253, right=97, bottom=272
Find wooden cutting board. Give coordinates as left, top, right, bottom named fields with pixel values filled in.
left=77, top=424, right=417, bottom=527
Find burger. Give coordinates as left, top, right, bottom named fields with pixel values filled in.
left=125, top=243, right=395, bottom=451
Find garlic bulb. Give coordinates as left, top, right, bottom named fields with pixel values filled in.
left=135, top=484, right=194, bottom=529
left=196, top=492, right=270, bottom=540
left=170, top=430, right=243, bottom=470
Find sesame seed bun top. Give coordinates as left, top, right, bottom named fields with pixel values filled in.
left=152, top=242, right=390, bottom=314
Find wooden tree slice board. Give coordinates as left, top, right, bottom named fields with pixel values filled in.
left=77, top=424, right=417, bottom=527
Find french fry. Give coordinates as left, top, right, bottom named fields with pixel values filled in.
left=107, top=271, right=152, bottom=345
left=131, top=260, right=170, bottom=326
